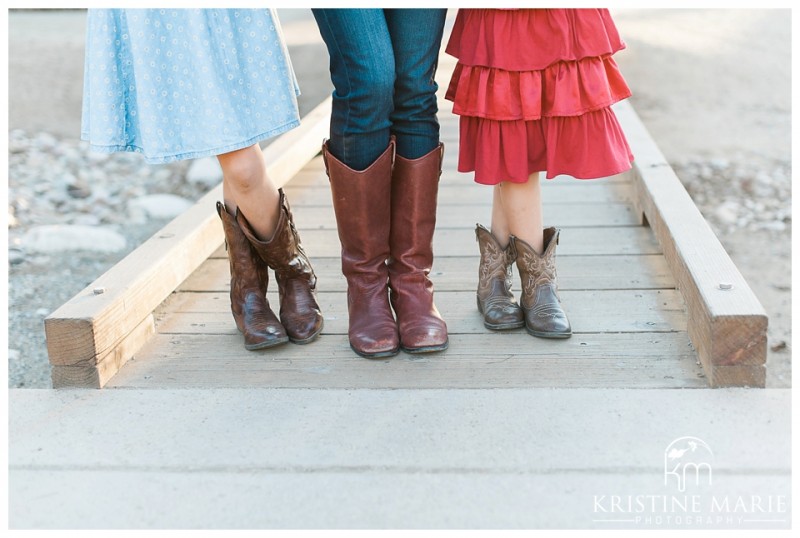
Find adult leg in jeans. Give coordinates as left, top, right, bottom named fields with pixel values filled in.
left=385, top=8, right=446, bottom=159
left=313, top=9, right=399, bottom=357
left=312, top=9, right=395, bottom=170
left=385, top=9, right=449, bottom=353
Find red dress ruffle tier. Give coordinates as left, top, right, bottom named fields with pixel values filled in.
left=445, top=8, right=634, bottom=184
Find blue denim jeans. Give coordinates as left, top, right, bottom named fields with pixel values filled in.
left=312, top=8, right=447, bottom=170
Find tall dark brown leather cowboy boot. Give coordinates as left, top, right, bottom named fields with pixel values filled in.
left=388, top=144, right=448, bottom=353
left=216, top=201, right=288, bottom=350
left=475, top=223, right=524, bottom=330
left=512, top=227, right=572, bottom=338
left=322, top=139, right=399, bottom=358
left=237, top=189, right=324, bottom=345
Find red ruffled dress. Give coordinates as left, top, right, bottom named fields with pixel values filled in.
left=445, top=8, right=634, bottom=184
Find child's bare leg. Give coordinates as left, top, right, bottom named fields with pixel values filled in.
left=218, top=144, right=280, bottom=240
left=476, top=182, right=525, bottom=332
left=490, top=184, right=511, bottom=248
left=497, top=172, right=544, bottom=253
left=217, top=143, right=324, bottom=345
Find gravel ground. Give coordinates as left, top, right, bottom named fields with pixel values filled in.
left=8, top=131, right=197, bottom=387
left=6, top=9, right=791, bottom=388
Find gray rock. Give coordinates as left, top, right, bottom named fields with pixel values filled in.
left=709, top=158, right=730, bottom=170
left=71, top=214, right=102, bottom=226
left=14, top=197, right=31, bottom=212
left=128, top=193, right=193, bottom=219
left=755, top=172, right=773, bottom=185
left=55, top=172, right=78, bottom=187
left=152, top=168, right=173, bottom=183
left=8, top=248, right=25, bottom=265
left=8, top=349, right=21, bottom=362
left=123, top=186, right=147, bottom=198
left=90, top=186, right=112, bottom=204
left=79, top=168, right=107, bottom=185
left=87, top=151, right=108, bottom=164
left=22, top=224, right=127, bottom=253
left=46, top=188, right=71, bottom=206
left=67, top=182, right=92, bottom=199
left=33, top=132, right=58, bottom=149
left=714, top=201, right=739, bottom=225
left=186, top=157, right=222, bottom=187
left=760, top=221, right=787, bottom=232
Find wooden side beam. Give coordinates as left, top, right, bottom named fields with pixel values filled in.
left=614, top=101, right=768, bottom=387
left=44, top=97, right=333, bottom=388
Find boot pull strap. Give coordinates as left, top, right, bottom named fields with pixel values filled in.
left=321, top=139, right=331, bottom=178
left=437, top=143, right=445, bottom=179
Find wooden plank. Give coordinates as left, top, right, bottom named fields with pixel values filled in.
left=283, top=181, right=637, bottom=205
left=709, top=365, right=766, bottom=387
left=289, top=192, right=637, bottom=229
left=44, top=97, right=334, bottom=387
left=289, top=156, right=631, bottom=188
left=155, top=289, right=688, bottom=335
left=615, top=100, right=768, bottom=387
left=286, top=201, right=639, bottom=229
left=51, top=315, right=155, bottom=389
left=106, top=332, right=705, bottom=389
left=210, top=226, right=663, bottom=258
left=180, top=254, right=676, bottom=293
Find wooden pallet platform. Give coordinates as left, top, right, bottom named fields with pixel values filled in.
left=45, top=90, right=767, bottom=390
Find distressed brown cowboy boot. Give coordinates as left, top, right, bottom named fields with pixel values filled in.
left=388, top=144, right=448, bottom=353
left=237, top=190, right=324, bottom=345
left=322, top=139, right=399, bottom=358
left=512, top=227, right=572, bottom=338
left=475, top=223, right=525, bottom=330
left=216, top=202, right=289, bottom=350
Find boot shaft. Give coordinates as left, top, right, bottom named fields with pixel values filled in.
left=236, top=189, right=316, bottom=288
left=216, top=201, right=269, bottom=298
left=388, top=143, right=443, bottom=274
left=513, top=227, right=560, bottom=306
left=476, top=224, right=517, bottom=296
left=323, top=138, right=395, bottom=275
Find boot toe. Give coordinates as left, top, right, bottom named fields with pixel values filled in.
left=399, top=320, right=449, bottom=353
left=525, top=311, right=572, bottom=339
left=350, top=331, right=400, bottom=358
left=240, top=297, right=289, bottom=349
left=244, top=325, right=290, bottom=350
left=482, top=303, right=524, bottom=330
left=285, top=312, right=324, bottom=344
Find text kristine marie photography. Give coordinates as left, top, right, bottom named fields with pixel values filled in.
left=591, top=436, right=789, bottom=528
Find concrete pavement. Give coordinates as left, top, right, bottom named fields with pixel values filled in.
left=9, top=388, right=791, bottom=528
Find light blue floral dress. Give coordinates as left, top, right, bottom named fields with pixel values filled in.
left=81, top=8, right=301, bottom=164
